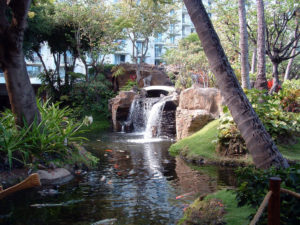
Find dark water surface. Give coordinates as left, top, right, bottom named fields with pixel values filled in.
left=0, top=132, right=235, bottom=225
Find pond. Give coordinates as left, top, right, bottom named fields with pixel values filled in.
left=0, top=132, right=236, bottom=225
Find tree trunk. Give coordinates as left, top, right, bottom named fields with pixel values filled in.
left=269, top=62, right=280, bottom=95
left=251, top=46, right=257, bottom=74
left=254, top=0, right=268, bottom=90
left=284, top=38, right=299, bottom=81
left=0, top=0, right=40, bottom=127
left=63, top=51, right=69, bottom=87
left=183, top=0, right=288, bottom=169
left=238, top=0, right=250, bottom=89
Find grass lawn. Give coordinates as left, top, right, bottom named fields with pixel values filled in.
left=169, top=120, right=219, bottom=160
left=278, top=137, right=300, bottom=162
left=169, top=120, right=251, bottom=164
left=169, top=119, right=300, bottom=164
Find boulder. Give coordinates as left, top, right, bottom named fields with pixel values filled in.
left=109, top=91, right=137, bottom=131
left=176, top=87, right=222, bottom=140
left=37, top=168, right=73, bottom=185
left=178, top=87, right=222, bottom=118
left=176, top=109, right=214, bottom=140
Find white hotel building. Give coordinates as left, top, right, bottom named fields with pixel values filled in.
left=0, top=1, right=212, bottom=86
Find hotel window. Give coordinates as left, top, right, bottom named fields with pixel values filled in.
left=136, top=41, right=143, bottom=55
left=155, top=45, right=162, bottom=58
left=114, top=54, right=126, bottom=64
left=27, top=65, right=41, bottom=77
left=170, top=24, right=175, bottom=33
left=155, top=33, right=162, bottom=42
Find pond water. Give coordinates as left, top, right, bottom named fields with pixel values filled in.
left=0, top=132, right=235, bottom=225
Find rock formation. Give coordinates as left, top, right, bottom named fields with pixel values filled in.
left=113, top=63, right=173, bottom=90
left=109, top=91, right=137, bottom=132
left=176, top=86, right=222, bottom=140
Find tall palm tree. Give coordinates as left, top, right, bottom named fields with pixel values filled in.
left=254, top=0, right=268, bottom=90
left=0, top=0, right=41, bottom=126
left=238, top=0, right=250, bottom=89
left=183, top=0, right=288, bottom=169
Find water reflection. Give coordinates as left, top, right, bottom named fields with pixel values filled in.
left=0, top=132, right=236, bottom=225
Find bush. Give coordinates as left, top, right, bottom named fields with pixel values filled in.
left=69, top=74, right=115, bottom=117
left=0, top=100, right=98, bottom=169
left=235, top=165, right=300, bottom=224
left=120, top=79, right=138, bottom=91
left=218, top=88, right=300, bottom=153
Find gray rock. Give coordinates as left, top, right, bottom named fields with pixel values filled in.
left=37, top=168, right=73, bottom=185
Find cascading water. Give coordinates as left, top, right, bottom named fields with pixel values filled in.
left=144, top=100, right=166, bottom=139
left=125, top=98, right=160, bottom=132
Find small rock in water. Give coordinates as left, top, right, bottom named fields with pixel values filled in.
left=128, top=169, right=135, bottom=175
left=38, top=189, right=59, bottom=196
left=117, top=150, right=125, bottom=153
left=91, top=218, right=117, bottom=225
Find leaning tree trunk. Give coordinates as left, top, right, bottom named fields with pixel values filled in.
left=254, top=0, right=268, bottom=90
left=238, top=0, right=250, bottom=89
left=0, top=0, right=40, bottom=127
left=183, top=0, right=288, bottom=169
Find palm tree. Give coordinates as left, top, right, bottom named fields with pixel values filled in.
left=238, top=0, right=250, bottom=89
left=182, top=0, right=288, bottom=169
left=254, top=0, right=268, bottom=90
left=0, top=0, right=41, bottom=126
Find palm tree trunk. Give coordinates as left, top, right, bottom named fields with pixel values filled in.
left=238, top=0, right=250, bottom=89
left=284, top=38, right=299, bottom=81
left=251, top=46, right=257, bottom=74
left=254, top=0, right=268, bottom=90
left=183, top=0, right=288, bottom=169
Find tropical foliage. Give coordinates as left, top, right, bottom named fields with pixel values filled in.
left=236, top=165, right=300, bottom=224
left=218, top=86, right=300, bottom=154
left=0, top=100, right=97, bottom=169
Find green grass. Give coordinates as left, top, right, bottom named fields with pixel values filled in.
left=169, top=119, right=299, bottom=164
left=169, top=120, right=219, bottom=160
left=278, top=137, right=300, bottom=161
left=205, top=189, right=255, bottom=225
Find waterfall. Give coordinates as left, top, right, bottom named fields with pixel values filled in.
left=125, top=98, right=160, bottom=132
left=144, top=100, right=166, bottom=139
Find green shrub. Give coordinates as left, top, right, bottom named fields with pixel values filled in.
left=69, top=74, right=115, bottom=117
left=0, top=110, right=31, bottom=168
left=235, top=165, right=300, bottom=224
left=218, top=88, right=300, bottom=153
left=120, top=79, right=138, bottom=91
left=0, top=100, right=98, bottom=169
